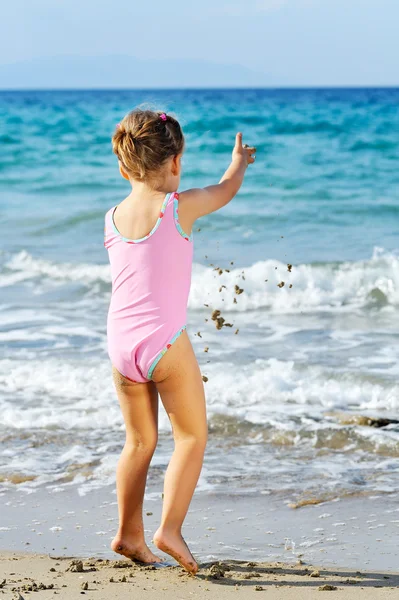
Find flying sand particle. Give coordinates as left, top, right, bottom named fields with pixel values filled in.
left=211, top=308, right=233, bottom=330
left=277, top=281, right=285, bottom=288
left=197, top=331, right=202, bottom=338
left=235, top=285, right=244, bottom=295
left=287, top=264, right=292, bottom=272
left=233, top=297, right=237, bottom=304
left=289, top=284, right=293, bottom=288
left=204, top=347, right=209, bottom=353
left=219, top=285, right=226, bottom=292
left=215, top=317, right=225, bottom=330
left=202, top=375, right=208, bottom=383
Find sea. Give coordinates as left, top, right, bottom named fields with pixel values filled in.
left=0, top=89, right=398, bottom=551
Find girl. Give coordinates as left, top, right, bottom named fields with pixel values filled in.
left=104, top=108, right=255, bottom=574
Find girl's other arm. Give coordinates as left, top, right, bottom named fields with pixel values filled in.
left=179, top=133, right=256, bottom=226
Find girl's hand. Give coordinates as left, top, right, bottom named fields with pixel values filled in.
left=177, top=132, right=256, bottom=227
left=232, top=132, right=256, bottom=166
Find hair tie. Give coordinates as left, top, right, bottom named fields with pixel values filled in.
left=159, top=113, right=167, bottom=122
left=116, top=122, right=121, bottom=129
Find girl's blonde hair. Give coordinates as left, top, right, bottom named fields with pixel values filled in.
left=112, top=108, right=184, bottom=183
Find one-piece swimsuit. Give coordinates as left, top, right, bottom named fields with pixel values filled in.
left=104, top=191, right=193, bottom=382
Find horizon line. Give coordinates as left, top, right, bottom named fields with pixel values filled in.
left=0, top=85, right=399, bottom=93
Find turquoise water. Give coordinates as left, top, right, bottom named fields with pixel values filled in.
left=1, top=88, right=399, bottom=264
left=0, top=89, right=398, bottom=508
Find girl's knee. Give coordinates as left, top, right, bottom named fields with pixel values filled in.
left=125, top=433, right=158, bottom=456
left=175, top=429, right=208, bottom=453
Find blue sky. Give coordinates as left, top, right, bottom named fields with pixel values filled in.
left=1, top=0, right=398, bottom=87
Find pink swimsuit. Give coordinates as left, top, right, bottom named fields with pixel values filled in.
left=104, top=191, right=193, bottom=382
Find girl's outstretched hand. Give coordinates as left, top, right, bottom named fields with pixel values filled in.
left=178, top=132, right=256, bottom=226
left=232, top=132, right=256, bottom=166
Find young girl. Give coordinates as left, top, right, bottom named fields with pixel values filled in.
left=104, top=109, right=255, bottom=574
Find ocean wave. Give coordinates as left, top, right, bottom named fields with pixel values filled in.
left=0, top=357, right=121, bottom=431
left=1, top=354, right=397, bottom=494
left=0, top=250, right=111, bottom=287
left=190, top=247, right=399, bottom=312
left=1, top=247, right=399, bottom=313
left=203, top=357, right=399, bottom=417
left=1, top=355, right=397, bottom=433
left=350, top=138, right=398, bottom=152
left=0, top=134, right=19, bottom=145
left=270, top=120, right=343, bottom=136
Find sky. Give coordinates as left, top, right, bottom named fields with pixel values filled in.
left=0, top=0, right=398, bottom=87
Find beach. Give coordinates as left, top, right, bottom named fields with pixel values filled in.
left=0, top=88, right=398, bottom=579
left=1, top=484, right=399, bottom=576
left=1, top=551, right=398, bottom=599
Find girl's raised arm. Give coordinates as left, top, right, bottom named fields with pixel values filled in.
left=179, top=133, right=256, bottom=224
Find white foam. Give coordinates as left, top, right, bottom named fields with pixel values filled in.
left=189, top=247, right=399, bottom=313
left=1, top=354, right=397, bottom=433
left=202, top=357, right=399, bottom=420
left=1, top=250, right=111, bottom=287
left=1, top=247, right=399, bottom=314
left=1, top=247, right=398, bottom=496
left=0, top=357, right=122, bottom=430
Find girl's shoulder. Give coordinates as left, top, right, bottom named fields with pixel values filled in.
left=103, top=205, right=117, bottom=249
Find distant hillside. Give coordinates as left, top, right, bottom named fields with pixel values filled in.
left=0, top=55, right=280, bottom=89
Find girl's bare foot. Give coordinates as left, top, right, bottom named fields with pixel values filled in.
left=153, top=527, right=198, bottom=574
left=111, top=535, right=161, bottom=563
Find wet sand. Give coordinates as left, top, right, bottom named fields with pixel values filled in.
left=0, top=551, right=398, bottom=599
left=1, top=486, right=399, bottom=576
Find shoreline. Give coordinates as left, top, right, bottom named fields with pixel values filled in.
left=1, top=485, right=398, bottom=573
left=1, top=551, right=398, bottom=599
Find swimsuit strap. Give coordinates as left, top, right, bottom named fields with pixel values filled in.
left=167, top=191, right=178, bottom=207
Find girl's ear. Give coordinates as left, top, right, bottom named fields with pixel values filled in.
left=119, top=163, right=130, bottom=180
left=171, top=153, right=183, bottom=176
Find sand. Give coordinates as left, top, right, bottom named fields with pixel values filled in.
left=0, top=551, right=398, bottom=599
left=2, top=486, right=399, bottom=573
left=2, top=482, right=398, bottom=599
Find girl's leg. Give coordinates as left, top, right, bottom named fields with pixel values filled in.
left=151, top=331, right=207, bottom=574
left=110, top=367, right=161, bottom=563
